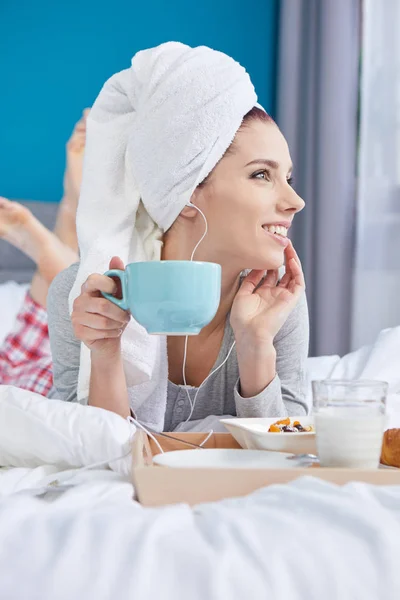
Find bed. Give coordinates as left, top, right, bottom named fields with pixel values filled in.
left=1, top=377, right=400, bottom=600
left=1, top=202, right=400, bottom=599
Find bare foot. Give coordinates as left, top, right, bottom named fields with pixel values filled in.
left=62, top=108, right=90, bottom=215
left=0, top=197, right=37, bottom=251
left=0, top=197, right=78, bottom=282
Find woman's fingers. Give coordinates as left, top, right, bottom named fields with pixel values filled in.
left=73, top=271, right=130, bottom=330
left=289, top=257, right=305, bottom=287
left=72, top=263, right=130, bottom=349
left=262, top=269, right=279, bottom=287
left=277, top=272, right=291, bottom=288
left=283, top=258, right=305, bottom=296
left=80, top=325, right=124, bottom=341
left=282, top=241, right=305, bottom=291
left=82, top=296, right=129, bottom=323
left=72, top=299, right=129, bottom=344
left=237, top=270, right=266, bottom=295
left=81, top=273, right=117, bottom=296
left=109, top=256, right=125, bottom=271
left=76, top=312, right=128, bottom=331
left=285, top=240, right=302, bottom=267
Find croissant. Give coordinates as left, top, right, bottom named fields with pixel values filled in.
left=380, top=429, right=400, bottom=468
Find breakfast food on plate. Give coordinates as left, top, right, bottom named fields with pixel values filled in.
left=268, top=418, right=314, bottom=433
left=380, top=428, right=400, bottom=468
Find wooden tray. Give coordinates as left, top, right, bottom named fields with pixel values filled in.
left=132, top=431, right=400, bottom=507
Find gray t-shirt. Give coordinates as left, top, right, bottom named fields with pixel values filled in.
left=47, top=263, right=310, bottom=431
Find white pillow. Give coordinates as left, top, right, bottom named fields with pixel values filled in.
left=0, top=386, right=135, bottom=476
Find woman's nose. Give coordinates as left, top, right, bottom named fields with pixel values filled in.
left=281, top=188, right=305, bottom=214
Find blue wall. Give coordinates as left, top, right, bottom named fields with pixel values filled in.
left=0, top=0, right=278, bottom=202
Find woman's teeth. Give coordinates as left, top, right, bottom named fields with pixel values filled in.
left=263, top=225, right=288, bottom=237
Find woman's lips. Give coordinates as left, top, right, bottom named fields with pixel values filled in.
left=262, top=227, right=290, bottom=248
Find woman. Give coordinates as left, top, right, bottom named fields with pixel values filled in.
left=47, top=43, right=309, bottom=430
left=0, top=110, right=88, bottom=394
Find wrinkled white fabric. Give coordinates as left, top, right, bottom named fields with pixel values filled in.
left=0, top=386, right=135, bottom=476
left=0, top=478, right=399, bottom=599
left=305, top=326, right=400, bottom=424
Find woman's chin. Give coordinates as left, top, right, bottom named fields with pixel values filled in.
left=240, top=243, right=286, bottom=272
left=250, top=252, right=285, bottom=272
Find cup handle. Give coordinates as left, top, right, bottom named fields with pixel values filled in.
left=101, top=269, right=129, bottom=311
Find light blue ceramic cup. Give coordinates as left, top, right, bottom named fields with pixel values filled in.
left=101, top=261, right=221, bottom=335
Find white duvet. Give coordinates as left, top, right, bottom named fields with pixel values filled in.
left=0, top=476, right=400, bottom=600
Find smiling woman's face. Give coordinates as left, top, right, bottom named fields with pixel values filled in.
left=191, top=118, right=305, bottom=271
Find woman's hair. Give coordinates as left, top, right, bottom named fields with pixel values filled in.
left=240, top=105, right=274, bottom=128
left=227, top=106, right=274, bottom=154
left=198, top=106, right=274, bottom=187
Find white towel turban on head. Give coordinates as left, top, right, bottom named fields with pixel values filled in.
left=69, top=41, right=258, bottom=430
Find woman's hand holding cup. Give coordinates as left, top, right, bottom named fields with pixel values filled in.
left=71, top=256, right=130, bottom=358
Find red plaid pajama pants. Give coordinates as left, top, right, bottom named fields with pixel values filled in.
left=0, top=291, right=53, bottom=396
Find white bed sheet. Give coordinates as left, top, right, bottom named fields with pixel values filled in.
left=0, top=464, right=133, bottom=503
left=0, top=281, right=29, bottom=344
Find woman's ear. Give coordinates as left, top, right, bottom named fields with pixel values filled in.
left=180, top=188, right=202, bottom=219
left=180, top=203, right=198, bottom=219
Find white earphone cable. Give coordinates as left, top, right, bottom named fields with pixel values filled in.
left=37, top=415, right=215, bottom=495
left=182, top=202, right=235, bottom=423
left=188, top=202, right=208, bottom=261
left=128, top=415, right=165, bottom=454
left=183, top=338, right=236, bottom=423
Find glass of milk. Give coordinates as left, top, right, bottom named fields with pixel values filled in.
left=312, top=380, right=388, bottom=468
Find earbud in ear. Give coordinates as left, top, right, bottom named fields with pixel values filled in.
left=186, top=201, right=194, bottom=207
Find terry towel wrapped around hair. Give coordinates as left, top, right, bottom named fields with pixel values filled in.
left=69, top=41, right=258, bottom=430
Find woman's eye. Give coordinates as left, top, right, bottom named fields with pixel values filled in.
left=252, top=169, right=271, bottom=181
left=287, top=176, right=293, bottom=187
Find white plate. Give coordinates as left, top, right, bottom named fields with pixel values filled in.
left=220, top=416, right=317, bottom=455
left=153, top=448, right=296, bottom=469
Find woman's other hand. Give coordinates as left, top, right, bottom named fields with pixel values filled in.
left=71, top=256, right=130, bottom=358
left=230, top=240, right=306, bottom=347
